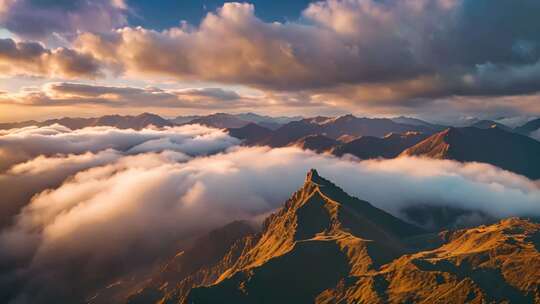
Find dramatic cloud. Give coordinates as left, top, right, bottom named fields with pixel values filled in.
left=0, top=139, right=539, bottom=302
left=1, top=0, right=539, bottom=117
left=0, top=0, right=127, bottom=40
left=0, top=38, right=102, bottom=78
left=0, top=82, right=261, bottom=109
left=74, top=0, right=540, bottom=101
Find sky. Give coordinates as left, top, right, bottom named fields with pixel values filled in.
left=127, top=0, right=315, bottom=28
left=0, top=0, right=540, bottom=122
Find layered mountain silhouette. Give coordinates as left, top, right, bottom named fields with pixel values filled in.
left=391, top=116, right=446, bottom=130
left=332, top=132, right=429, bottom=159
left=172, top=113, right=301, bottom=130
left=0, top=113, right=301, bottom=131
left=108, top=170, right=539, bottom=304
left=401, top=127, right=540, bottom=179
left=290, top=135, right=340, bottom=153
left=228, top=114, right=442, bottom=148
left=0, top=113, right=173, bottom=130
left=225, top=123, right=273, bottom=145
left=181, top=113, right=252, bottom=129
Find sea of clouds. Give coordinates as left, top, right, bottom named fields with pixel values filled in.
left=0, top=124, right=539, bottom=303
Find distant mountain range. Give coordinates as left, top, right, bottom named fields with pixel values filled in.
left=2, top=113, right=539, bottom=139
left=227, top=114, right=445, bottom=149
left=172, top=113, right=302, bottom=130
left=2, top=113, right=539, bottom=179
left=0, top=113, right=302, bottom=131
left=226, top=117, right=540, bottom=179
left=0, top=113, right=540, bottom=179
left=0, top=113, right=174, bottom=130
left=95, top=170, right=540, bottom=303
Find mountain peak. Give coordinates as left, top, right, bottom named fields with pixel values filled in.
left=305, top=168, right=328, bottom=186
left=305, top=168, right=319, bottom=181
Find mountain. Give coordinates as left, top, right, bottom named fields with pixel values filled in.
left=168, top=169, right=424, bottom=303
left=235, top=113, right=302, bottom=130
left=401, top=127, right=540, bottom=179
left=99, top=170, right=540, bottom=303
left=0, top=113, right=174, bottom=130
left=226, top=123, right=273, bottom=145
left=290, top=135, right=339, bottom=153
left=515, top=118, right=540, bottom=136
left=470, top=120, right=512, bottom=132
left=254, top=115, right=439, bottom=148
left=90, top=221, right=256, bottom=304
left=181, top=170, right=540, bottom=303
left=332, top=132, right=429, bottom=159
left=173, top=113, right=302, bottom=130
left=94, top=113, right=173, bottom=129
left=184, top=113, right=251, bottom=129
left=170, top=115, right=201, bottom=125
left=262, top=120, right=323, bottom=147
left=315, top=114, right=438, bottom=138
left=391, top=116, right=446, bottom=130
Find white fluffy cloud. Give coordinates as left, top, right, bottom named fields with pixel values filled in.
left=0, top=123, right=239, bottom=236
left=0, top=123, right=240, bottom=171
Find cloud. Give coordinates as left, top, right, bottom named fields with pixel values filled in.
left=72, top=0, right=540, bottom=101
left=0, top=149, right=122, bottom=228
left=0, top=123, right=240, bottom=171
left=0, top=82, right=262, bottom=109
left=0, top=140, right=539, bottom=302
left=0, top=0, right=127, bottom=40
left=2, top=1, right=540, bottom=117
left=0, top=124, right=240, bottom=233
left=0, top=38, right=102, bottom=78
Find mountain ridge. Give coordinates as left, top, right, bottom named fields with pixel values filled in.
left=401, top=126, right=540, bottom=179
